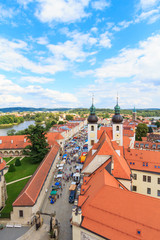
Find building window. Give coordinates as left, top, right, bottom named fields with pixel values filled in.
left=133, top=174, right=137, bottom=180
left=91, top=126, right=94, bottom=131
left=147, top=188, right=151, bottom=194
left=116, top=126, right=119, bottom=131
left=91, top=140, right=94, bottom=146
left=19, top=210, right=23, bottom=218
left=132, top=185, right=137, bottom=191
left=158, top=178, right=160, bottom=184
left=157, top=190, right=160, bottom=197
left=143, top=175, right=146, bottom=182
left=148, top=176, right=151, bottom=183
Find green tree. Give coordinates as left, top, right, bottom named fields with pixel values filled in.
left=136, top=123, right=148, bottom=141
left=15, top=158, right=21, bottom=166
left=148, top=126, right=153, bottom=133
left=66, top=115, right=74, bottom=121
left=8, top=164, right=16, bottom=172
left=7, top=129, right=16, bottom=136
left=24, top=124, right=49, bottom=164
left=155, top=121, right=160, bottom=128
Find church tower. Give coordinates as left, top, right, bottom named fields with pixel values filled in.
left=87, top=97, right=98, bottom=151
left=132, top=106, right=137, bottom=121
left=112, top=97, right=123, bottom=146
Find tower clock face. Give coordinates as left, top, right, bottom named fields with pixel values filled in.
left=116, top=134, right=120, bottom=138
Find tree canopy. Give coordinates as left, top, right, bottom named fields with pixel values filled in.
left=24, top=124, right=49, bottom=164
left=136, top=123, right=148, bottom=141
left=66, top=115, right=74, bottom=121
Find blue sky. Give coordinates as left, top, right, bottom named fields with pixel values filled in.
left=0, top=0, right=160, bottom=109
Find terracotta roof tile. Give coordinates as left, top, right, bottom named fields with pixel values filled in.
left=79, top=167, right=160, bottom=240
left=13, top=144, right=59, bottom=206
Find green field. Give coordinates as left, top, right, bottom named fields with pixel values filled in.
left=5, top=157, right=40, bottom=183
left=7, top=157, right=22, bottom=166
left=3, top=157, right=13, bottom=163
left=1, top=178, right=30, bottom=214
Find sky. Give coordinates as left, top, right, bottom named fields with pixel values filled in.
left=0, top=0, right=160, bottom=109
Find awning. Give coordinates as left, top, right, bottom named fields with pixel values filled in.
left=56, top=174, right=63, bottom=178
left=50, top=190, right=57, bottom=195
left=55, top=182, right=60, bottom=186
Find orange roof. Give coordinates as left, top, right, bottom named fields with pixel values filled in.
left=0, top=158, right=6, bottom=171
left=13, top=144, right=59, bottom=206
left=0, top=133, right=62, bottom=150
left=124, top=129, right=134, bottom=137
left=83, top=130, right=131, bottom=180
left=125, top=148, right=160, bottom=173
left=79, top=167, right=160, bottom=240
left=0, top=135, right=29, bottom=149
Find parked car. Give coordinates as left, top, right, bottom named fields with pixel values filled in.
left=69, top=190, right=76, bottom=203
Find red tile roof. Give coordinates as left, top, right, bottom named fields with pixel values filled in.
left=0, top=135, right=29, bottom=149
left=125, top=148, right=160, bottom=173
left=0, top=133, right=62, bottom=150
left=13, top=144, right=60, bottom=206
left=0, top=158, right=6, bottom=171
left=79, top=167, right=160, bottom=240
left=83, top=130, right=131, bottom=180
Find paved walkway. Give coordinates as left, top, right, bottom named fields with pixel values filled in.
left=6, top=157, right=15, bottom=164
left=6, top=175, right=32, bottom=185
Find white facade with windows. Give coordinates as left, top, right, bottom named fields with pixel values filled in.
left=132, top=169, right=160, bottom=198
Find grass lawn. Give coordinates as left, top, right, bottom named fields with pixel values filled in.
left=3, top=157, right=13, bottom=163
left=5, top=157, right=40, bottom=183
left=1, top=178, right=30, bottom=214
left=7, top=157, right=22, bottom=166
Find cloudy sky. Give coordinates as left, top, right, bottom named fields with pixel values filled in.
left=0, top=0, right=160, bottom=109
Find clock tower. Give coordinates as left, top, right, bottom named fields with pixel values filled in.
left=112, top=98, right=123, bottom=146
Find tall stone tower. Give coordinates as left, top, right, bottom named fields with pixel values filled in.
left=87, top=98, right=98, bottom=151
left=112, top=98, right=123, bottom=146
left=132, top=106, right=137, bottom=121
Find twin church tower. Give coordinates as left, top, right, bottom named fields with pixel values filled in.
left=87, top=98, right=123, bottom=151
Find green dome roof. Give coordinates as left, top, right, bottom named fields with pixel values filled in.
left=90, top=104, right=96, bottom=115
left=133, top=106, right=136, bottom=113
left=114, top=104, right=120, bottom=115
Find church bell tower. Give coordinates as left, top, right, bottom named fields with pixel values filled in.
left=112, top=97, right=123, bottom=146
left=87, top=97, right=98, bottom=151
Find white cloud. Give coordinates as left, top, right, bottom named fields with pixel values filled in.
left=0, top=37, right=67, bottom=74
left=0, top=4, right=14, bottom=20
left=25, top=85, right=78, bottom=103
left=139, top=0, right=159, bottom=10
left=95, top=34, right=160, bottom=82
left=0, top=95, right=23, bottom=104
left=99, top=31, right=112, bottom=48
left=17, top=0, right=33, bottom=8
left=48, top=30, right=98, bottom=62
left=21, top=76, right=54, bottom=83
left=36, top=36, right=49, bottom=45
left=0, top=75, right=23, bottom=93
left=135, top=8, right=160, bottom=23
left=91, top=0, right=110, bottom=10
left=35, top=0, right=90, bottom=23
left=0, top=74, right=78, bottom=107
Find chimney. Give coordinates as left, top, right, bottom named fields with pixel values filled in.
left=24, top=138, right=26, bottom=143
left=72, top=207, right=82, bottom=226
left=11, top=140, right=13, bottom=144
